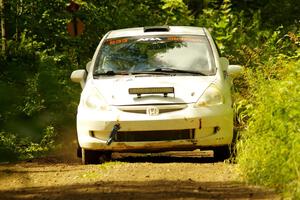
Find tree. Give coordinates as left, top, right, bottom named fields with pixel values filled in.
left=0, top=0, right=6, bottom=52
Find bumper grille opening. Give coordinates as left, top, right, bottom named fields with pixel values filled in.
left=115, top=129, right=194, bottom=142
left=117, top=104, right=187, bottom=115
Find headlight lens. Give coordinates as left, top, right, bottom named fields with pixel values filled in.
left=195, top=84, right=224, bottom=107
left=83, top=88, right=108, bottom=110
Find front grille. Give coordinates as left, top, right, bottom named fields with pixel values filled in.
left=120, top=108, right=183, bottom=114
left=117, top=104, right=187, bottom=115
left=115, top=129, right=194, bottom=142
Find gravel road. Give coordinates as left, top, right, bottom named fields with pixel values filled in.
left=0, top=151, right=279, bottom=200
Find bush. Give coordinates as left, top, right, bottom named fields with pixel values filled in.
left=237, top=58, right=300, bottom=199
left=0, top=125, right=57, bottom=162
left=0, top=36, right=78, bottom=162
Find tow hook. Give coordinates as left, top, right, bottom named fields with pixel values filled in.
left=106, top=123, right=121, bottom=145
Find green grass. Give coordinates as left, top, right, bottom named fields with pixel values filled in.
left=236, top=59, right=300, bottom=199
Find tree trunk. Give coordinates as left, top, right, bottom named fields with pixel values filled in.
left=0, top=0, right=6, bottom=53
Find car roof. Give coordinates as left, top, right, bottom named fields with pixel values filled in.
left=106, top=26, right=206, bottom=39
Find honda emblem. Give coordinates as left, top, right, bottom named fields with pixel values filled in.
left=146, top=106, right=159, bottom=116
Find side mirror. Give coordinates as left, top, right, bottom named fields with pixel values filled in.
left=227, top=65, right=243, bottom=76
left=219, top=57, right=229, bottom=72
left=86, top=61, right=92, bottom=72
left=70, top=69, right=87, bottom=88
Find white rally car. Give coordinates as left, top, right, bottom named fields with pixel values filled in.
left=71, top=26, right=242, bottom=164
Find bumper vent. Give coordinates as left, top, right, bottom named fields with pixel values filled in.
left=115, top=129, right=194, bottom=142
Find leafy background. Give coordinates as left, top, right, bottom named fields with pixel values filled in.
left=0, top=0, right=299, bottom=198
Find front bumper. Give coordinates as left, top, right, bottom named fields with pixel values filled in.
left=76, top=104, right=233, bottom=152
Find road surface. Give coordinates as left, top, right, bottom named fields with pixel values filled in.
left=0, top=152, right=279, bottom=200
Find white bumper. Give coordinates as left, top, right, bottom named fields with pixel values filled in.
left=76, top=104, right=233, bottom=152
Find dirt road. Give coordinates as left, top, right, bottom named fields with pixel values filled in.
left=0, top=152, right=279, bottom=200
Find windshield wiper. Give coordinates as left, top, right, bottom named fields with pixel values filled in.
left=93, top=68, right=208, bottom=76
left=130, top=71, right=172, bottom=75
left=153, top=67, right=208, bottom=76
left=93, top=71, right=129, bottom=76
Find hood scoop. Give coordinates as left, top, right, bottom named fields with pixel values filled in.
left=128, top=87, right=175, bottom=98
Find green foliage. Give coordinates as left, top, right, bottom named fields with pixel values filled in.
left=237, top=59, right=300, bottom=199
left=196, top=0, right=299, bottom=66
left=0, top=132, right=19, bottom=162
left=161, top=0, right=194, bottom=25
left=196, top=0, right=239, bottom=52
left=22, top=73, right=45, bottom=116
left=0, top=125, right=57, bottom=162
left=0, top=32, right=78, bottom=161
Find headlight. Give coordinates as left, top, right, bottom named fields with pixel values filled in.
left=195, top=84, right=224, bottom=107
left=83, top=88, right=108, bottom=110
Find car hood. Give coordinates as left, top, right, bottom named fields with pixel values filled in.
left=91, top=75, right=216, bottom=106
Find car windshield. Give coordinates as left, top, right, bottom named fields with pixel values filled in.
left=94, top=35, right=216, bottom=75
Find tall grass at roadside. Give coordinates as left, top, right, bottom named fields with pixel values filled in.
left=237, top=59, right=300, bottom=199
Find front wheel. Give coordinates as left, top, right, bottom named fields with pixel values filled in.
left=213, top=145, right=231, bottom=162
left=214, top=129, right=239, bottom=162
left=77, top=145, right=82, bottom=158
left=81, top=149, right=112, bottom=165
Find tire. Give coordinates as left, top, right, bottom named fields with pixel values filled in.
left=214, top=129, right=239, bottom=162
left=77, top=145, right=82, bottom=158
left=98, top=152, right=112, bottom=164
left=230, top=128, right=239, bottom=162
left=213, top=145, right=231, bottom=162
left=82, top=149, right=100, bottom=164
left=81, top=149, right=112, bottom=165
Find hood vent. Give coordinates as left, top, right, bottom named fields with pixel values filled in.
left=144, top=26, right=170, bottom=32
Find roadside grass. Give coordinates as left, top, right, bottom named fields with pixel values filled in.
left=236, top=59, right=300, bottom=199
left=98, top=161, right=125, bottom=171
left=80, top=161, right=125, bottom=179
